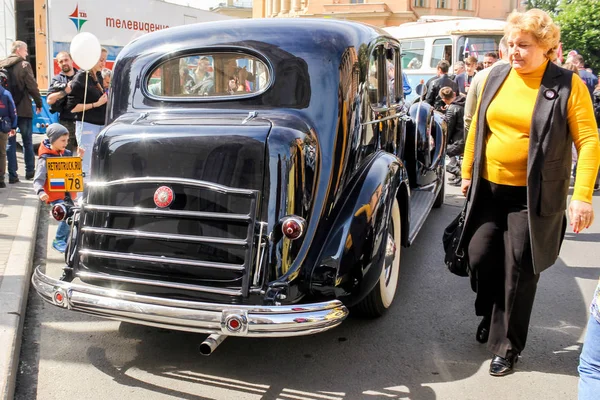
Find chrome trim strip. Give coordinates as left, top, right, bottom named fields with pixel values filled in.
left=253, top=222, right=268, bottom=286
left=79, top=249, right=245, bottom=271
left=83, top=204, right=251, bottom=222
left=81, top=227, right=248, bottom=246
left=76, top=271, right=243, bottom=296
left=32, top=268, right=348, bottom=338
left=86, top=177, right=257, bottom=196
left=360, top=113, right=399, bottom=126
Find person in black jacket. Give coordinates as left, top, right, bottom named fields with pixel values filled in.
left=425, top=60, right=459, bottom=111
left=66, top=48, right=108, bottom=179
left=439, top=86, right=466, bottom=186
left=0, top=41, right=43, bottom=181
left=46, top=51, right=78, bottom=152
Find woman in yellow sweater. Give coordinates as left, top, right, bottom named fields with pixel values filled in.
left=460, top=9, right=600, bottom=376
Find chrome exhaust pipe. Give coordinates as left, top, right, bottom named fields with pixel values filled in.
left=199, top=334, right=226, bottom=356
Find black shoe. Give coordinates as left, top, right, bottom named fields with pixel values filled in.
left=449, top=178, right=462, bottom=187
left=476, top=316, right=491, bottom=344
left=489, top=353, right=518, bottom=376
left=0, top=182, right=5, bottom=188
left=25, top=172, right=34, bottom=180
left=8, top=177, right=19, bottom=184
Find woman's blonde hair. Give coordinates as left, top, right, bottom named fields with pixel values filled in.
left=505, top=8, right=561, bottom=61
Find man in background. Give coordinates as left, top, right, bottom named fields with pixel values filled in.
left=47, top=51, right=78, bottom=152
left=573, top=54, right=598, bottom=98
left=452, top=61, right=466, bottom=94
left=425, top=60, right=458, bottom=111
left=483, top=52, right=499, bottom=69
left=440, top=86, right=466, bottom=186
left=0, top=40, right=42, bottom=182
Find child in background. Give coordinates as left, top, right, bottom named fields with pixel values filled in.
left=33, top=123, right=76, bottom=253
left=0, top=84, right=18, bottom=187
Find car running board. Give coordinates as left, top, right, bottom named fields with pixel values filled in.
left=407, top=189, right=436, bottom=245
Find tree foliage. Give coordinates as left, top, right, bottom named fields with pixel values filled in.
left=555, top=0, right=600, bottom=72
left=525, top=0, right=562, bottom=15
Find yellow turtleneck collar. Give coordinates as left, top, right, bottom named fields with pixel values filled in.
left=513, top=59, right=549, bottom=78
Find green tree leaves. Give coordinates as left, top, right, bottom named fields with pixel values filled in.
left=525, top=0, right=562, bottom=15
left=554, top=0, right=600, bottom=72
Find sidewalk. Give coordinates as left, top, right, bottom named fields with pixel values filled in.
left=0, top=151, right=41, bottom=400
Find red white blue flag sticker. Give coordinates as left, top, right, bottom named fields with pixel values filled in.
left=50, top=178, right=65, bottom=190
left=154, top=186, right=174, bottom=208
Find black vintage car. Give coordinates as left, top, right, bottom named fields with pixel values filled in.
left=33, top=19, right=446, bottom=355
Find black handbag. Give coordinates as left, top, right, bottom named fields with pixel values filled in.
left=442, top=200, right=470, bottom=277
left=0, top=117, right=11, bottom=133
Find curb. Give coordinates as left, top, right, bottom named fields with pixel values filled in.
left=0, top=191, right=41, bottom=400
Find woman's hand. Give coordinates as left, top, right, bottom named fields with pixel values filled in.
left=96, top=93, right=108, bottom=106
left=461, top=178, right=471, bottom=197
left=568, top=199, right=595, bottom=233
left=39, top=192, right=49, bottom=202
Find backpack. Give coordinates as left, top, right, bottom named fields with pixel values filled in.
left=0, top=65, right=22, bottom=104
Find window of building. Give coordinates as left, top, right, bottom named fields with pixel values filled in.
left=430, top=38, right=452, bottom=68
left=146, top=52, right=270, bottom=99
left=458, top=0, right=470, bottom=10
left=350, top=0, right=365, bottom=3
left=401, top=40, right=425, bottom=70
left=436, top=0, right=448, bottom=8
left=413, top=0, right=426, bottom=7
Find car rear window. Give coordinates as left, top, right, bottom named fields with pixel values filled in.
left=146, top=52, right=270, bottom=98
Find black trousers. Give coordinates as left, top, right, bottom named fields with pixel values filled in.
left=467, top=179, right=540, bottom=358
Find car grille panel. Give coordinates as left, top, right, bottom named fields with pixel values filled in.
left=76, top=177, right=262, bottom=297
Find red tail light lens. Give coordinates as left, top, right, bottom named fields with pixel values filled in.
left=51, top=204, right=67, bottom=221
left=281, top=216, right=305, bottom=240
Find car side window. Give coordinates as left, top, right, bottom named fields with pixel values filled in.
left=368, top=45, right=388, bottom=110
left=147, top=52, right=270, bottom=98
left=385, top=44, right=402, bottom=105
left=430, top=38, right=452, bottom=68
left=401, top=40, right=425, bottom=70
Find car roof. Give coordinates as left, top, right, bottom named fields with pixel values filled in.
left=123, top=18, right=389, bottom=59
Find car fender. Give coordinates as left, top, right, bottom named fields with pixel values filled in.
left=309, top=151, right=404, bottom=305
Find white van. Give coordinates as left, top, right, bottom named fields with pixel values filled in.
left=385, top=16, right=506, bottom=100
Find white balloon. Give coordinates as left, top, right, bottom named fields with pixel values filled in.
left=70, top=32, right=101, bottom=71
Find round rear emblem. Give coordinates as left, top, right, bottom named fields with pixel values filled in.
left=154, top=186, right=174, bottom=208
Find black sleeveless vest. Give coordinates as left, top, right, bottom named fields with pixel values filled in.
left=463, top=61, right=573, bottom=274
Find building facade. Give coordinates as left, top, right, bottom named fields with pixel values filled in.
left=212, top=0, right=253, bottom=18
left=252, top=0, right=524, bottom=26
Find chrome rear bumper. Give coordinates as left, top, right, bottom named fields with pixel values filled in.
left=31, top=267, right=349, bottom=337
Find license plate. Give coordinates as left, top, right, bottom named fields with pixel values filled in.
left=46, top=157, right=84, bottom=192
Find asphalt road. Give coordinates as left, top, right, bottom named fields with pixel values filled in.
left=14, top=181, right=600, bottom=400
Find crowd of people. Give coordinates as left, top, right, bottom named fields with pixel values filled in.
left=0, top=41, right=111, bottom=252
